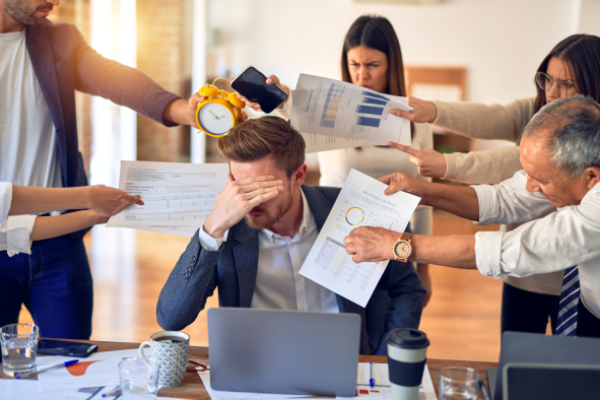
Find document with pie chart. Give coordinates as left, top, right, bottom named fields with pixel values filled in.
left=299, top=169, right=421, bottom=307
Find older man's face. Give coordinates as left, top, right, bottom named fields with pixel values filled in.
left=520, top=135, right=589, bottom=207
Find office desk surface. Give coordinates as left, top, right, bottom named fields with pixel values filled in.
left=0, top=340, right=498, bottom=399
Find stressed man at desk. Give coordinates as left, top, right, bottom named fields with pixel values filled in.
left=345, top=96, right=600, bottom=337
left=157, top=116, right=426, bottom=355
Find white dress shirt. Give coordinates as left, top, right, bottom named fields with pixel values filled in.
left=473, top=170, right=600, bottom=318
left=198, top=188, right=339, bottom=313
left=0, top=29, right=63, bottom=188
left=0, top=182, right=37, bottom=256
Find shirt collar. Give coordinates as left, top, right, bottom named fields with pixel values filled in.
left=262, top=187, right=313, bottom=242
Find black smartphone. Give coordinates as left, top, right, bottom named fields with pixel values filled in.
left=230, top=66, right=288, bottom=114
left=37, top=339, right=99, bottom=357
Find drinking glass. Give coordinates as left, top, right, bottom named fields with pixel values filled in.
left=0, top=323, right=39, bottom=377
left=439, top=367, right=479, bottom=400
left=119, top=357, right=160, bottom=400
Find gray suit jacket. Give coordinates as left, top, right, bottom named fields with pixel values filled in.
left=157, top=185, right=426, bottom=355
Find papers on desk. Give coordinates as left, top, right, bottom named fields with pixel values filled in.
left=291, top=74, right=412, bottom=147
left=346, top=362, right=436, bottom=400
left=299, top=169, right=420, bottom=307
left=197, top=371, right=309, bottom=400
left=36, top=348, right=142, bottom=393
left=107, top=161, right=229, bottom=237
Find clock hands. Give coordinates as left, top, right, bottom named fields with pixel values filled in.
left=207, top=110, right=218, bottom=120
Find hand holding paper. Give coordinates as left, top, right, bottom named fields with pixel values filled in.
left=344, top=226, right=399, bottom=263
left=298, top=169, right=421, bottom=307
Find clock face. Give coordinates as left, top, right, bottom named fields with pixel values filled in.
left=198, top=102, right=235, bottom=136
left=394, top=241, right=411, bottom=258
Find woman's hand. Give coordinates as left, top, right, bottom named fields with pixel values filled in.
left=234, top=75, right=290, bottom=113
left=386, top=142, right=447, bottom=178
left=85, top=186, right=144, bottom=217
left=390, top=96, right=438, bottom=123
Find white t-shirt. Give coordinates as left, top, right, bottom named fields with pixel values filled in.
left=0, top=29, right=63, bottom=188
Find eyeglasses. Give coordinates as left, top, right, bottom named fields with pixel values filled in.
left=535, top=71, right=577, bottom=95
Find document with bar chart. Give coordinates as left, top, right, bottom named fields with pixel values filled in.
left=106, top=161, right=229, bottom=236
left=290, top=74, right=412, bottom=146
left=299, top=169, right=421, bottom=307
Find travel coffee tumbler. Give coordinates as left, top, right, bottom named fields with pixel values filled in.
left=386, top=328, right=430, bottom=400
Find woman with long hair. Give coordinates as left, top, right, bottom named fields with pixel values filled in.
left=388, top=34, right=600, bottom=335
left=237, top=15, right=435, bottom=306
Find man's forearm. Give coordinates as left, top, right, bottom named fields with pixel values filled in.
left=421, top=183, right=479, bottom=221
left=10, top=187, right=89, bottom=216
left=30, top=211, right=105, bottom=241
left=410, top=234, right=477, bottom=269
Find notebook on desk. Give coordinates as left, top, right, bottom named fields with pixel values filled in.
left=207, top=308, right=361, bottom=397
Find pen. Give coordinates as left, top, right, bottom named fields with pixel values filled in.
left=369, top=361, right=374, bottom=388
left=15, top=359, right=79, bottom=379
left=479, top=379, right=491, bottom=400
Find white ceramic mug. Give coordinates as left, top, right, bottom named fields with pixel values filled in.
left=139, top=331, right=190, bottom=388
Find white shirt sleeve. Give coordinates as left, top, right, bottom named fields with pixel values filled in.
left=197, top=224, right=228, bottom=251
left=0, top=214, right=37, bottom=257
left=0, top=182, right=12, bottom=224
left=472, top=170, right=556, bottom=225
left=475, top=185, right=600, bottom=278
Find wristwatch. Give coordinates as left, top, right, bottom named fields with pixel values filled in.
left=393, top=232, right=413, bottom=263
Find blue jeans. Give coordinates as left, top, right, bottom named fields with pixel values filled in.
left=0, top=234, right=93, bottom=339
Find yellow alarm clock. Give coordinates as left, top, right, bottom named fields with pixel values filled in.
left=196, top=78, right=245, bottom=137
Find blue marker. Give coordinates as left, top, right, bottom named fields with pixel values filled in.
left=369, top=361, right=375, bottom=388
left=15, top=359, right=79, bottom=379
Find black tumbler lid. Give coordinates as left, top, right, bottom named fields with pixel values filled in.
left=386, top=328, right=430, bottom=349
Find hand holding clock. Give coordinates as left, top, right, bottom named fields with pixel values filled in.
left=203, top=174, right=284, bottom=239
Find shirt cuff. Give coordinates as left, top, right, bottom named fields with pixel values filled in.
left=0, top=182, right=12, bottom=224
left=474, top=231, right=504, bottom=278
left=472, top=184, right=499, bottom=225
left=198, top=224, right=227, bottom=251
left=1, top=215, right=37, bottom=257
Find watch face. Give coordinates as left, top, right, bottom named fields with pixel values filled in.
left=394, top=240, right=411, bottom=258
left=198, top=102, right=234, bottom=136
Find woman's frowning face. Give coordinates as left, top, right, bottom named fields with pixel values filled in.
left=347, top=46, right=389, bottom=94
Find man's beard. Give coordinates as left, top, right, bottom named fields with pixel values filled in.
left=4, top=1, right=54, bottom=25
left=244, top=192, right=294, bottom=231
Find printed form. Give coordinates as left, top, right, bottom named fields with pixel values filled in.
left=107, top=161, right=229, bottom=236
left=290, top=74, right=412, bottom=146
left=299, top=169, right=420, bottom=307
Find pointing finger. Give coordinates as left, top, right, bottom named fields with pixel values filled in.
left=387, top=142, right=418, bottom=156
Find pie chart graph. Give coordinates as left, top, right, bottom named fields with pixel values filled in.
left=345, top=207, right=365, bottom=226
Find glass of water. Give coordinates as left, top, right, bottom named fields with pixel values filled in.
left=439, top=367, right=480, bottom=400
left=0, top=323, right=39, bottom=377
left=119, top=357, right=160, bottom=399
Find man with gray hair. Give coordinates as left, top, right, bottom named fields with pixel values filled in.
left=344, top=95, right=600, bottom=337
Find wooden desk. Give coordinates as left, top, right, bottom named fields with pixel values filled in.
left=0, top=340, right=498, bottom=399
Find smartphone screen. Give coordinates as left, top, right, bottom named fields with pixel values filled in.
left=231, top=66, right=288, bottom=114
left=37, top=339, right=99, bottom=357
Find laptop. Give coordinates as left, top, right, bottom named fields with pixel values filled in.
left=502, top=363, right=600, bottom=400
left=207, top=308, right=361, bottom=397
left=492, top=332, right=600, bottom=400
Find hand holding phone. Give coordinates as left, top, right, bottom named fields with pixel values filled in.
left=231, top=66, right=289, bottom=114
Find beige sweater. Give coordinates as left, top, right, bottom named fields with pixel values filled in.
left=433, top=98, right=535, bottom=184
left=432, top=97, right=562, bottom=296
